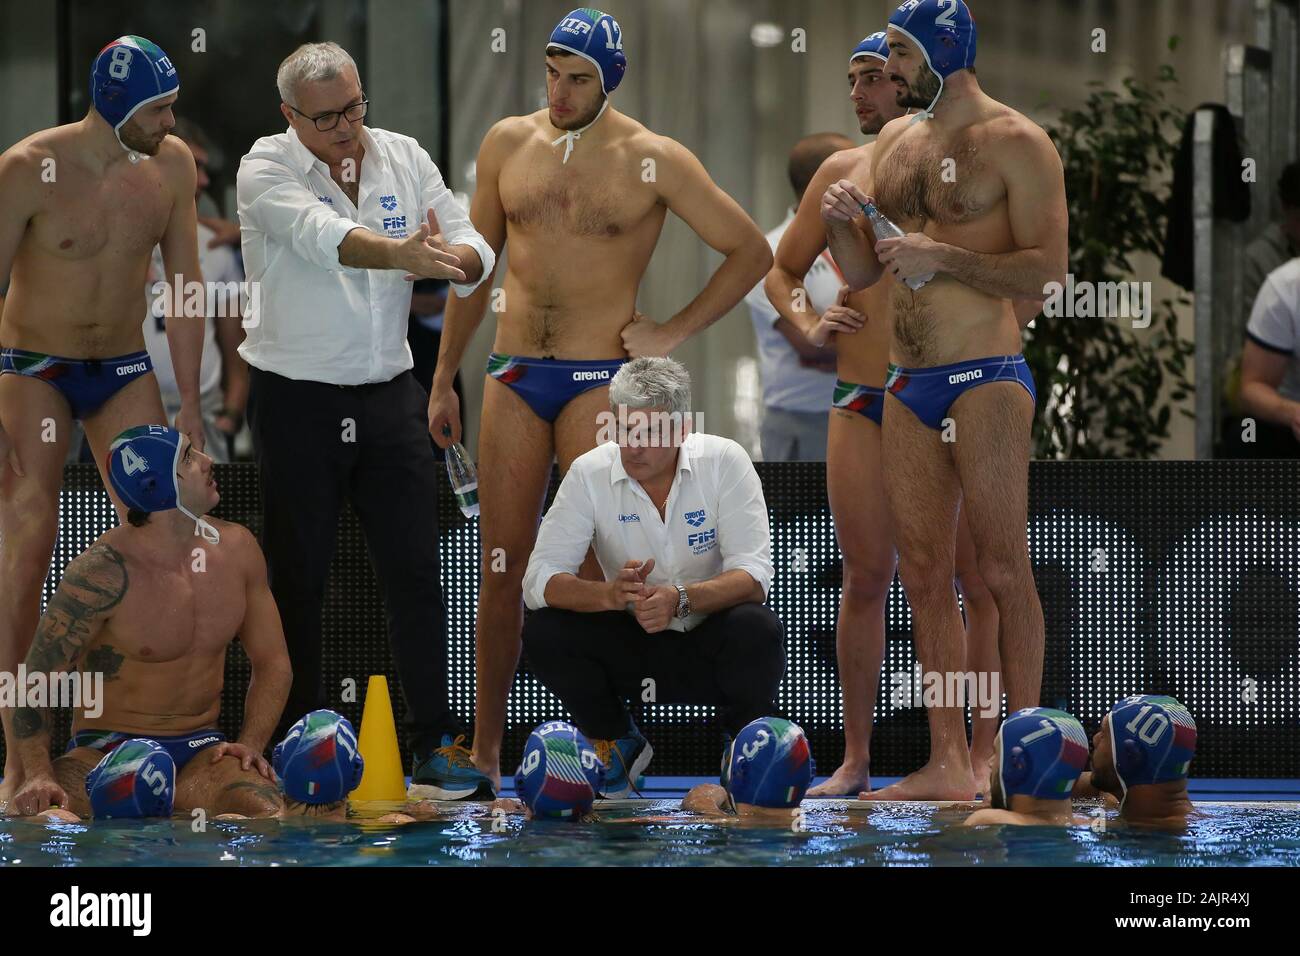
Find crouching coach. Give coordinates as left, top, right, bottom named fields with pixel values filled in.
left=521, top=357, right=785, bottom=797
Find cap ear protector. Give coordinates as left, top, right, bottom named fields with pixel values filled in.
left=1002, top=744, right=1029, bottom=787
left=1117, top=737, right=1146, bottom=777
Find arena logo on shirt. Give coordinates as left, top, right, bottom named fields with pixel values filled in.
left=684, top=510, right=707, bottom=527
left=687, top=528, right=717, bottom=553
left=379, top=195, right=399, bottom=211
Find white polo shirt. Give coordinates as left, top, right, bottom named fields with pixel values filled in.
left=744, top=208, right=841, bottom=414
left=522, top=432, right=774, bottom=632
left=1246, top=257, right=1300, bottom=402
left=143, top=221, right=240, bottom=404
left=236, top=125, right=495, bottom=385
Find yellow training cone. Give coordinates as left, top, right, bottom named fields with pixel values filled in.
left=351, top=675, right=407, bottom=802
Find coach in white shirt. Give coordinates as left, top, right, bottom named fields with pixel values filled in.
left=521, top=358, right=786, bottom=797
left=1241, top=256, right=1300, bottom=455
left=237, top=42, right=496, bottom=799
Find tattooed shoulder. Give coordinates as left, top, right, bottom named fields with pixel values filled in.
left=62, top=543, right=130, bottom=611
left=25, top=544, right=130, bottom=672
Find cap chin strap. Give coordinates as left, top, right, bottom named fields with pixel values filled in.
left=551, top=97, right=609, bottom=164
left=176, top=500, right=221, bottom=544
left=1108, top=716, right=1129, bottom=810
left=908, top=73, right=943, bottom=125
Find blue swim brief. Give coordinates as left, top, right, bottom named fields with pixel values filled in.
left=68, top=728, right=226, bottom=772
left=832, top=379, right=885, bottom=426
left=884, top=354, right=1036, bottom=430
left=0, top=348, right=153, bottom=420
left=487, top=352, right=626, bottom=423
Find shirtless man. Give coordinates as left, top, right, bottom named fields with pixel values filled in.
left=962, top=708, right=1091, bottom=827
left=764, top=31, right=1000, bottom=797
left=428, top=8, right=771, bottom=785
left=5, top=425, right=291, bottom=820
left=0, top=36, right=206, bottom=806
left=1074, top=695, right=1197, bottom=829
left=823, top=0, right=1067, bottom=800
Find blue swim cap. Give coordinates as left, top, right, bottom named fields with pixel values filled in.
left=850, top=31, right=890, bottom=66
left=997, top=707, right=1089, bottom=803
left=547, top=8, right=627, bottom=95
left=90, top=36, right=179, bottom=154
left=514, top=721, right=604, bottom=819
left=721, top=717, right=814, bottom=810
left=109, top=425, right=220, bottom=543
left=888, top=0, right=976, bottom=121
left=86, top=738, right=176, bottom=819
left=273, top=710, right=365, bottom=805
left=1108, top=695, right=1197, bottom=795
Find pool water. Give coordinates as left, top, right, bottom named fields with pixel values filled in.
left=3, top=800, right=1298, bottom=867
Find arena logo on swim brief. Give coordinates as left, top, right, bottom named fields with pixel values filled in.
left=149, top=273, right=264, bottom=330
left=948, top=369, right=983, bottom=385
left=0, top=664, right=103, bottom=718
left=572, top=369, right=611, bottom=382
left=888, top=662, right=1002, bottom=718
left=49, top=886, right=151, bottom=936
left=116, top=361, right=150, bottom=377
left=595, top=404, right=701, bottom=448
left=1042, top=274, right=1152, bottom=328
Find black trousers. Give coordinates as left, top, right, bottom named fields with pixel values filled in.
left=248, top=367, right=456, bottom=755
left=521, top=603, right=786, bottom=740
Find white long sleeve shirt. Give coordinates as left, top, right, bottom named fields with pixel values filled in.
left=236, top=125, right=495, bottom=385
left=522, top=432, right=774, bottom=632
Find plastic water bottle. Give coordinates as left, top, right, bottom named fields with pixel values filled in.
left=445, top=440, right=480, bottom=518
left=861, top=201, right=933, bottom=291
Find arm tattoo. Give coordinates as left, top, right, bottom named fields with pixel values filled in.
left=26, top=544, right=128, bottom=673
left=14, top=545, right=128, bottom=740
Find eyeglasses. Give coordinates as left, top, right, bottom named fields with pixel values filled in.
left=288, top=98, right=369, bottom=132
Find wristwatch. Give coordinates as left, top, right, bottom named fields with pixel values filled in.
left=674, top=584, right=691, bottom=619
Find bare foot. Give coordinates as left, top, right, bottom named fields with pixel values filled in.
left=807, top=764, right=870, bottom=797
left=970, top=750, right=993, bottom=797
left=0, top=776, right=21, bottom=814
left=859, top=760, right=977, bottom=801
left=374, top=812, right=418, bottom=824
left=27, top=807, right=81, bottom=823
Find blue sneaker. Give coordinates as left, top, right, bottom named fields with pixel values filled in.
left=411, top=734, right=496, bottom=800
left=591, top=727, right=653, bottom=799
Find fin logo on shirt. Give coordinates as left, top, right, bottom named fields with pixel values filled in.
left=684, top=509, right=707, bottom=527
left=383, top=216, right=408, bottom=236
left=379, top=194, right=399, bottom=212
